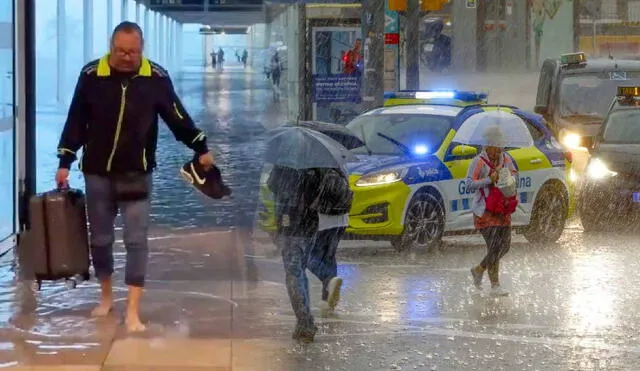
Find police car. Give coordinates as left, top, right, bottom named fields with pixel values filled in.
left=579, top=86, right=640, bottom=232
left=345, top=91, right=573, bottom=251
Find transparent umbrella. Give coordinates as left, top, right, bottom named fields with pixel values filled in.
left=452, top=110, right=534, bottom=148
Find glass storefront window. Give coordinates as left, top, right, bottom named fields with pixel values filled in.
left=34, top=0, right=57, bottom=108
left=126, top=0, right=136, bottom=22
left=0, top=0, right=14, bottom=240
left=65, top=0, right=84, bottom=105
left=92, top=0, right=108, bottom=59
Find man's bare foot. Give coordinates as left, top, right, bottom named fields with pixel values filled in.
left=125, top=315, right=146, bottom=332
left=125, top=285, right=145, bottom=332
left=92, top=278, right=113, bottom=317
left=91, top=299, right=112, bottom=317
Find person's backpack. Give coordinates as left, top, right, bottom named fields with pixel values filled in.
left=479, top=156, right=518, bottom=215
left=312, top=169, right=353, bottom=215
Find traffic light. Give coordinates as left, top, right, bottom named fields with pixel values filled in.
left=388, top=0, right=407, bottom=12
left=421, top=0, right=447, bottom=11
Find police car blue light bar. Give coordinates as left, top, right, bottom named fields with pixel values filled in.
left=415, top=91, right=455, bottom=99
left=384, top=90, right=488, bottom=102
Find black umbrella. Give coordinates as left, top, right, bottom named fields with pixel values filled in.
left=284, top=121, right=364, bottom=150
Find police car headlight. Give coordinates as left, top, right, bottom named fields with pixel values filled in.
left=355, top=168, right=408, bottom=187
left=561, top=132, right=582, bottom=149
left=586, top=158, right=617, bottom=180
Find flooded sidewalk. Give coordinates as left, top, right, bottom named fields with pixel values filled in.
left=0, top=228, right=295, bottom=370
left=2, top=227, right=640, bottom=370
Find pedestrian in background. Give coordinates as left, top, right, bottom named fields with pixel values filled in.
left=55, top=21, right=215, bottom=332
left=217, top=47, right=225, bottom=70
left=270, top=51, right=283, bottom=99
left=242, top=49, right=248, bottom=68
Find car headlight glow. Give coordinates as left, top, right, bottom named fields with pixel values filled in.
left=355, top=168, right=408, bottom=187
left=562, top=132, right=582, bottom=149
left=586, top=158, right=617, bottom=179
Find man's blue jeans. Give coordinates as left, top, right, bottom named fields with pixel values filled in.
left=278, top=227, right=343, bottom=328
left=84, top=174, right=151, bottom=287
left=308, top=227, right=344, bottom=300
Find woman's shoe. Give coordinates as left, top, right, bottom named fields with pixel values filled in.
left=489, top=286, right=509, bottom=297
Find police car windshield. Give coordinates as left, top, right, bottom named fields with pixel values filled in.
left=602, top=109, right=640, bottom=144
left=346, top=114, right=452, bottom=156
left=560, top=74, right=640, bottom=118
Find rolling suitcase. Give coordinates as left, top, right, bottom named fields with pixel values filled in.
left=25, top=188, right=91, bottom=290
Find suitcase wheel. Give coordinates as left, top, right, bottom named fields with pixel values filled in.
left=82, top=272, right=91, bottom=282
left=32, top=280, right=42, bottom=291
left=64, top=279, right=77, bottom=289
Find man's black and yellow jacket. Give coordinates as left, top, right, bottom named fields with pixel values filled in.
left=57, top=55, right=208, bottom=174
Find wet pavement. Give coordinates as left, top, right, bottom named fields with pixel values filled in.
left=3, top=224, right=640, bottom=370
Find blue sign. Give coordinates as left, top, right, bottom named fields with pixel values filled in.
left=385, top=6, right=398, bottom=33
left=312, top=75, right=362, bottom=103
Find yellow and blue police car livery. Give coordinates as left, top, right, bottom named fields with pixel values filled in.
left=258, top=91, right=573, bottom=250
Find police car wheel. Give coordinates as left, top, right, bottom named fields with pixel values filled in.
left=392, top=192, right=444, bottom=252
left=524, top=183, right=568, bottom=244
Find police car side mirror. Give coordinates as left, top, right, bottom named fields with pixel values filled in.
left=452, top=145, right=477, bottom=157
left=534, top=105, right=548, bottom=115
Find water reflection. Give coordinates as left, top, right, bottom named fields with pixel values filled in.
left=569, top=252, right=618, bottom=335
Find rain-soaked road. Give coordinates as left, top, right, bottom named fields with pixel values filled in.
left=6, top=68, right=640, bottom=369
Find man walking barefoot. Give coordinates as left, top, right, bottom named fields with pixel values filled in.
left=55, top=22, right=214, bottom=332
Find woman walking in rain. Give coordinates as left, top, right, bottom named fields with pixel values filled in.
left=466, top=127, right=518, bottom=296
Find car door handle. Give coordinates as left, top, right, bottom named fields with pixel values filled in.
left=529, top=158, right=542, bottom=164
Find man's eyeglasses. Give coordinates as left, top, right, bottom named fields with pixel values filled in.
left=113, top=48, right=141, bottom=58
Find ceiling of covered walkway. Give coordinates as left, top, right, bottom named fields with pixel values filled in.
left=138, top=0, right=360, bottom=28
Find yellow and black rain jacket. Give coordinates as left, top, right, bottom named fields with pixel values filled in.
left=57, top=55, right=208, bottom=174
